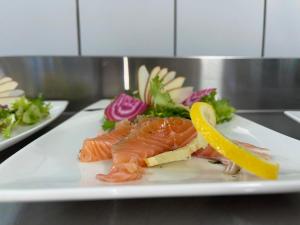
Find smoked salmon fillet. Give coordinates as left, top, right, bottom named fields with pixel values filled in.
left=79, top=120, right=132, bottom=162
left=97, top=117, right=197, bottom=182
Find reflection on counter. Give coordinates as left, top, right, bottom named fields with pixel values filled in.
left=0, top=57, right=298, bottom=111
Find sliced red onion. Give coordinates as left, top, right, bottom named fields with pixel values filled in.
left=193, top=141, right=270, bottom=175
left=105, top=93, right=148, bottom=121
left=182, top=88, right=216, bottom=106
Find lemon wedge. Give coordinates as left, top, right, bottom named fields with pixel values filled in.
left=190, top=102, right=279, bottom=180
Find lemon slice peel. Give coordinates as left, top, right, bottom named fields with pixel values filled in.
left=190, top=102, right=279, bottom=180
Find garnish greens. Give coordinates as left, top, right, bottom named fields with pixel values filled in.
left=150, top=76, right=174, bottom=107
left=149, top=76, right=235, bottom=124
left=144, top=105, right=190, bottom=119
left=102, top=74, right=235, bottom=131
left=201, top=91, right=235, bottom=124
left=147, top=76, right=190, bottom=118
left=0, top=96, right=51, bottom=138
left=102, top=118, right=116, bottom=131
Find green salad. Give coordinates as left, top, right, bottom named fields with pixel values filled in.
left=0, top=96, right=51, bottom=138
left=102, top=65, right=235, bottom=131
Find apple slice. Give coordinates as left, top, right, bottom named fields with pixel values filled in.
left=0, top=81, right=18, bottom=93
left=144, top=66, right=160, bottom=104
left=168, top=87, right=193, bottom=104
left=0, top=76, right=12, bottom=85
left=162, top=71, right=176, bottom=84
left=157, top=68, right=168, bottom=80
left=163, top=77, right=185, bottom=92
left=0, top=89, right=24, bottom=98
left=0, top=96, right=21, bottom=105
left=138, top=65, right=149, bottom=102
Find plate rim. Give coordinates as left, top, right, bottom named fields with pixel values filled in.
left=1, top=179, right=300, bottom=202
left=284, top=111, right=300, bottom=123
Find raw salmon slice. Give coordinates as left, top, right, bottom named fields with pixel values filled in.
left=97, top=117, right=197, bottom=182
left=79, top=120, right=132, bottom=162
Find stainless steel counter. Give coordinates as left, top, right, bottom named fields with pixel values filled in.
left=0, top=57, right=299, bottom=111
left=2, top=194, right=300, bottom=225
left=0, top=112, right=299, bottom=225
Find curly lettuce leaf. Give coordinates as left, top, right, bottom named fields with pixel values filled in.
left=144, top=105, right=190, bottom=119
left=0, top=107, right=11, bottom=120
left=1, top=114, right=16, bottom=139
left=22, top=104, right=44, bottom=124
left=150, top=76, right=174, bottom=107
left=133, top=74, right=235, bottom=124
left=102, top=118, right=116, bottom=131
left=0, top=96, right=51, bottom=138
left=12, top=96, right=50, bottom=125
left=201, top=91, right=235, bottom=124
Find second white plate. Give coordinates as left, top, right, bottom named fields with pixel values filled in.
left=284, top=111, right=300, bottom=123
left=0, top=100, right=68, bottom=151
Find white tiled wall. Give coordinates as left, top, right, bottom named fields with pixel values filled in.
left=177, top=0, right=264, bottom=57
left=265, top=0, right=300, bottom=57
left=0, top=0, right=78, bottom=56
left=0, top=0, right=298, bottom=57
left=79, top=0, right=174, bottom=56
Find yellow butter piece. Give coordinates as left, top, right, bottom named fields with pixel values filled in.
left=145, top=134, right=207, bottom=167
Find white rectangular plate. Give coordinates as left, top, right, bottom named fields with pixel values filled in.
left=0, top=101, right=68, bottom=151
left=0, top=100, right=299, bottom=202
left=284, top=111, right=300, bottom=123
